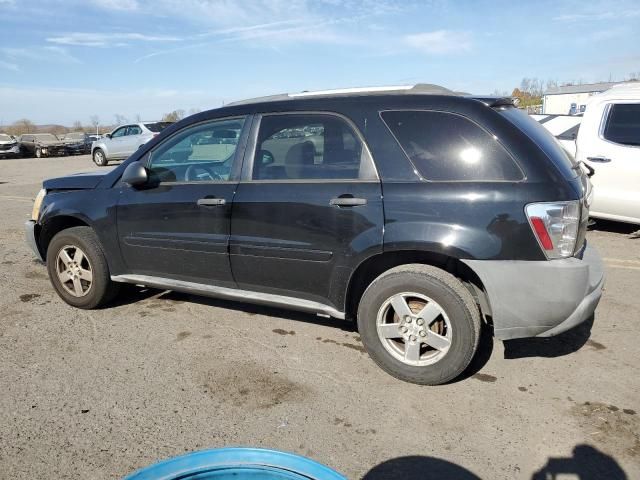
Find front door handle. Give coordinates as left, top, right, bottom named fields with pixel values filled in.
left=330, top=196, right=367, bottom=207
left=586, top=156, right=611, bottom=163
left=197, top=197, right=226, bottom=207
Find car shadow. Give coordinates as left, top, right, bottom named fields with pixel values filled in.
left=363, top=445, right=627, bottom=480
left=109, top=285, right=355, bottom=332
left=449, top=321, right=494, bottom=383
left=503, top=314, right=595, bottom=359
left=589, top=218, right=640, bottom=238
left=363, top=455, right=481, bottom=479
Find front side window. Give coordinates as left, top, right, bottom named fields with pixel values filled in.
left=252, top=114, right=373, bottom=180
left=603, top=103, right=640, bottom=146
left=147, top=117, right=245, bottom=183
left=112, top=127, right=127, bottom=138
left=382, top=110, right=524, bottom=182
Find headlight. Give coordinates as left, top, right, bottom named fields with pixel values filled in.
left=31, top=188, right=46, bottom=221
left=525, top=201, right=580, bottom=259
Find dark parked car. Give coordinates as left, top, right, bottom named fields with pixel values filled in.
left=0, top=133, right=21, bottom=158
left=19, top=133, right=67, bottom=158
left=62, top=132, right=92, bottom=155
left=25, top=85, right=604, bottom=385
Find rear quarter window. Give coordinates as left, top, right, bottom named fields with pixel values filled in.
left=498, top=106, right=578, bottom=179
left=381, top=110, right=524, bottom=182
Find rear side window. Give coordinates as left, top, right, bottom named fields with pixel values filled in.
left=252, top=113, right=375, bottom=181
left=381, top=110, right=523, bottom=181
left=603, top=104, right=640, bottom=146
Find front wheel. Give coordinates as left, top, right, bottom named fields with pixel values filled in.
left=357, top=264, right=480, bottom=385
left=46, top=226, right=119, bottom=309
left=35, top=147, right=42, bottom=158
left=93, top=148, right=108, bottom=166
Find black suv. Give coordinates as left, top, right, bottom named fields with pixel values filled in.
left=25, top=85, right=604, bottom=385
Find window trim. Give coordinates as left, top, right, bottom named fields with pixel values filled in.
left=240, top=111, right=380, bottom=183
left=143, top=114, right=252, bottom=186
left=379, top=108, right=526, bottom=183
left=599, top=102, right=640, bottom=149
left=111, top=126, right=128, bottom=138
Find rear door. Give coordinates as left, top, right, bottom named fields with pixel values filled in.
left=585, top=102, right=640, bottom=221
left=229, top=112, right=383, bottom=309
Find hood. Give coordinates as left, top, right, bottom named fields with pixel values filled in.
left=43, top=170, right=110, bottom=190
left=0, top=140, right=17, bottom=145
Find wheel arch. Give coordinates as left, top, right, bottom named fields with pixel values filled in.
left=345, top=249, right=492, bottom=324
left=38, top=214, right=92, bottom=260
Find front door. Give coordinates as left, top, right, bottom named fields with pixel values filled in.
left=116, top=116, right=249, bottom=286
left=108, top=126, right=130, bottom=157
left=230, top=113, right=384, bottom=309
left=585, top=102, right=640, bottom=222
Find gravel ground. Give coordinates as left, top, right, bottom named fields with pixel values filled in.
left=1, top=155, right=638, bottom=479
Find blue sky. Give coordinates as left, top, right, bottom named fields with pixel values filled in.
left=1, top=0, right=639, bottom=125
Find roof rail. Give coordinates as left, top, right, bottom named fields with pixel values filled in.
left=227, top=83, right=455, bottom=106
left=472, top=96, right=519, bottom=107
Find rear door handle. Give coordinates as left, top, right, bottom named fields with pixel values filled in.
left=330, top=197, right=367, bottom=207
left=197, top=197, right=226, bottom=207
left=586, top=156, right=611, bottom=163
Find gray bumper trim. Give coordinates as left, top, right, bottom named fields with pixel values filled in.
left=462, top=245, right=605, bottom=340
left=25, top=220, right=44, bottom=262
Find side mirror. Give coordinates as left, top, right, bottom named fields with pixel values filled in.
left=122, top=161, right=148, bottom=187
left=106, top=133, right=112, bottom=139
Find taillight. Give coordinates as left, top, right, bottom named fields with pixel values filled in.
left=525, top=201, right=580, bottom=259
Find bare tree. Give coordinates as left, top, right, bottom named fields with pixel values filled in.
left=72, top=120, right=82, bottom=131
left=90, top=115, right=100, bottom=135
left=135, top=114, right=142, bottom=122
left=11, top=119, right=36, bottom=135
left=114, top=114, right=128, bottom=125
left=188, top=107, right=201, bottom=116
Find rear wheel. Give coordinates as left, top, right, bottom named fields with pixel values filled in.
left=93, top=148, right=108, bottom=166
left=46, top=226, right=119, bottom=309
left=357, top=264, right=480, bottom=385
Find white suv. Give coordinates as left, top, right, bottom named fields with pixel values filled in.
left=92, top=122, right=172, bottom=166
left=576, top=83, right=640, bottom=224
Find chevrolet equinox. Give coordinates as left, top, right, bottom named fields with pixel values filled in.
left=25, top=84, right=604, bottom=385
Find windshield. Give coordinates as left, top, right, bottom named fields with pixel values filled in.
left=34, top=133, right=59, bottom=141
left=0, top=134, right=12, bottom=142
left=144, top=122, right=173, bottom=133
left=66, top=132, right=85, bottom=140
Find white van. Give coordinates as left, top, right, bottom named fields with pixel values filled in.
left=576, top=83, right=640, bottom=225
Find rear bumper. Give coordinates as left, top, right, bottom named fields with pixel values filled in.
left=463, top=245, right=605, bottom=340
left=25, top=220, right=44, bottom=262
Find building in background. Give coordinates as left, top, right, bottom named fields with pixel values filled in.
left=542, top=82, right=624, bottom=115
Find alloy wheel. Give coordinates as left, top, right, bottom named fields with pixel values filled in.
left=55, top=245, right=93, bottom=297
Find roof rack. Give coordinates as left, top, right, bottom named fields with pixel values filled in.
left=227, top=83, right=455, bottom=106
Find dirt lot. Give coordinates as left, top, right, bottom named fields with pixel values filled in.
left=1, top=155, right=639, bottom=479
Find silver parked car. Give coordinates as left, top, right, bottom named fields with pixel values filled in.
left=91, top=122, right=172, bottom=166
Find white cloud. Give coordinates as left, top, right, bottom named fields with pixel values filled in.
left=404, top=30, right=472, bottom=55
left=553, top=9, right=640, bottom=22
left=90, top=0, right=139, bottom=11
left=1, top=46, right=81, bottom=65
left=0, top=60, right=19, bottom=72
left=46, top=32, right=181, bottom=47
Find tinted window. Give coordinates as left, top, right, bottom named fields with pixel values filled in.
left=253, top=114, right=370, bottom=180
left=148, top=117, right=245, bottom=183
left=498, top=107, right=577, bottom=179
left=603, top=104, right=640, bottom=146
left=128, top=125, right=142, bottom=136
left=382, top=110, right=523, bottom=181
left=145, top=122, right=172, bottom=133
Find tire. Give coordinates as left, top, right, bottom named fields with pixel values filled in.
left=46, top=226, right=119, bottom=309
left=93, top=148, right=108, bottom=166
left=357, top=264, right=480, bottom=385
left=35, top=147, right=42, bottom=158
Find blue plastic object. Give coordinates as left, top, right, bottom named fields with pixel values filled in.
left=124, top=447, right=347, bottom=480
